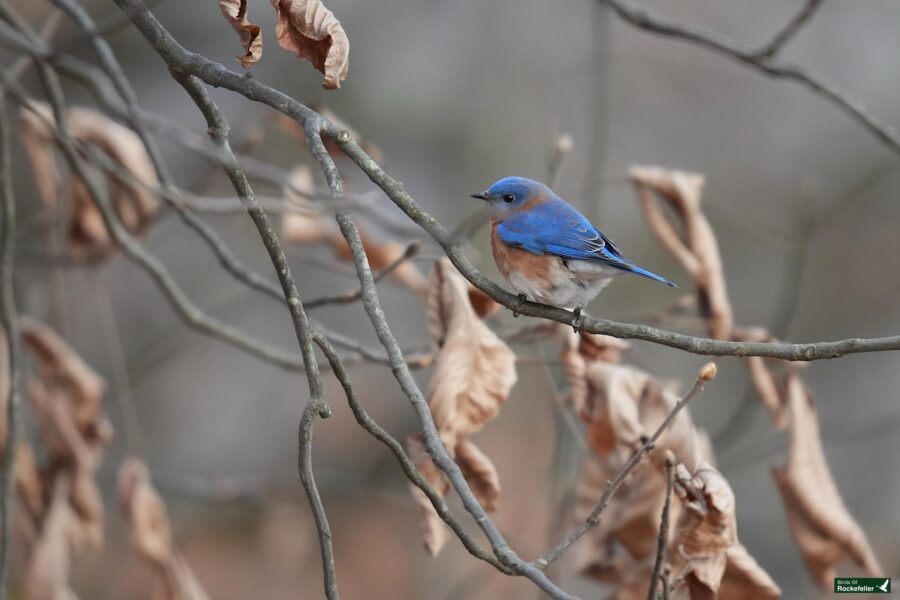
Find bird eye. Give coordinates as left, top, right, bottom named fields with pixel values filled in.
left=502, top=194, right=515, bottom=203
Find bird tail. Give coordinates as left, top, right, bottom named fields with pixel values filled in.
left=603, top=256, right=677, bottom=287
left=624, top=263, right=677, bottom=287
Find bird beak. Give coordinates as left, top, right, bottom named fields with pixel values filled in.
left=470, top=192, right=488, bottom=201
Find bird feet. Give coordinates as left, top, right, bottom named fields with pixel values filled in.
left=512, top=294, right=527, bottom=318
left=572, top=307, right=583, bottom=333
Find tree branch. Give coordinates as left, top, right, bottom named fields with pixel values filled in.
left=754, top=0, right=823, bottom=59
left=0, top=88, right=20, bottom=600
left=599, top=0, right=900, bottom=154
left=646, top=451, right=675, bottom=600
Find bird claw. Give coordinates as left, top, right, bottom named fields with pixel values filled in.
left=572, top=308, right=583, bottom=333
left=512, top=294, right=527, bottom=318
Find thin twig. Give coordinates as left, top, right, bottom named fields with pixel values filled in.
left=0, top=88, right=20, bottom=600
left=754, top=0, right=823, bottom=59
left=600, top=0, right=900, bottom=154
left=646, top=452, right=675, bottom=600
left=535, top=366, right=713, bottom=570
left=304, top=240, right=421, bottom=310
left=7, top=7, right=62, bottom=81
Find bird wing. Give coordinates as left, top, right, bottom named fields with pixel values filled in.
left=496, top=198, right=623, bottom=262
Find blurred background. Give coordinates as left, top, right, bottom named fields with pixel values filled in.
left=6, top=0, right=900, bottom=598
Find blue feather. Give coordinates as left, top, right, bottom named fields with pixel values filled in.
left=496, top=197, right=677, bottom=288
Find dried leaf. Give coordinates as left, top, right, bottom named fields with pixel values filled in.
left=630, top=166, right=732, bottom=340
left=772, top=375, right=883, bottom=587
left=455, top=439, right=500, bottom=511
left=583, top=362, right=705, bottom=471
left=119, top=458, right=211, bottom=600
left=425, top=258, right=516, bottom=450
left=18, top=103, right=160, bottom=261
left=573, top=451, right=671, bottom=571
left=670, top=462, right=737, bottom=598
left=23, top=478, right=79, bottom=600
left=218, top=0, right=263, bottom=67
left=556, top=324, right=629, bottom=414
left=21, top=318, right=105, bottom=437
left=406, top=435, right=450, bottom=556
left=409, top=259, right=516, bottom=555
left=119, top=458, right=172, bottom=565
left=719, top=543, right=782, bottom=600
left=271, top=0, right=349, bottom=89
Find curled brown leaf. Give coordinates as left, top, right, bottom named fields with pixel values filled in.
left=408, top=259, right=516, bottom=554
left=118, top=458, right=211, bottom=600
left=630, top=166, right=731, bottom=340
left=219, top=0, right=263, bottom=67
left=772, top=375, right=883, bottom=587
left=23, top=478, right=79, bottom=600
left=271, top=0, right=349, bottom=89
left=669, top=462, right=736, bottom=598
left=18, top=103, right=160, bottom=261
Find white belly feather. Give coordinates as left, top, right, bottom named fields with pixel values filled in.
left=507, top=257, right=622, bottom=309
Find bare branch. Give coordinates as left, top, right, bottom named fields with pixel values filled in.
left=0, top=88, right=20, bottom=600
left=754, top=0, right=823, bottom=59
left=305, top=240, right=421, bottom=310
left=599, top=0, right=900, bottom=154
left=646, top=451, right=675, bottom=600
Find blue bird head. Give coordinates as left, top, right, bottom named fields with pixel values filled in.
left=471, top=176, right=552, bottom=217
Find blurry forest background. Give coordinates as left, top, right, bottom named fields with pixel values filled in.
left=5, top=0, right=900, bottom=598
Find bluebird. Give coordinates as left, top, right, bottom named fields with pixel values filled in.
left=471, top=177, right=675, bottom=324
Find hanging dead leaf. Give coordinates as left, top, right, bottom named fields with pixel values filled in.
left=218, top=0, right=263, bottom=67
left=455, top=438, right=500, bottom=511
left=669, top=462, right=737, bottom=598
left=772, top=375, right=883, bottom=587
left=406, top=434, right=450, bottom=556
left=119, top=458, right=172, bottom=565
left=408, top=259, right=516, bottom=555
left=270, top=0, right=349, bottom=89
left=18, top=103, right=160, bottom=261
left=118, top=458, right=212, bottom=600
left=556, top=324, right=629, bottom=414
left=425, top=258, right=516, bottom=450
left=630, top=166, right=731, bottom=340
left=21, top=318, right=106, bottom=438
left=719, top=543, right=782, bottom=599
left=23, top=477, right=78, bottom=600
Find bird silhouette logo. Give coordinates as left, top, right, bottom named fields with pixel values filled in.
left=877, top=578, right=890, bottom=593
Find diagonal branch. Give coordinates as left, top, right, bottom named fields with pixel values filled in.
left=600, top=0, right=900, bottom=154
left=0, top=90, right=21, bottom=600
left=754, top=0, right=823, bottom=59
